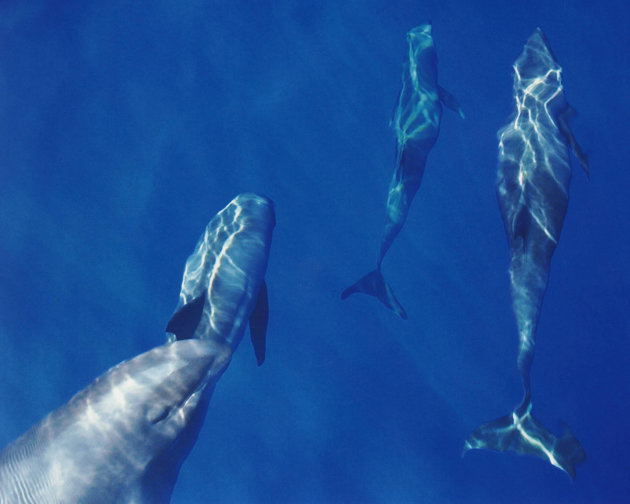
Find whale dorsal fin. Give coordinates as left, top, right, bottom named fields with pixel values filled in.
left=165, top=291, right=207, bottom=340
left=249, top=280, right=269, bottom=366
left=438, top=85, right=465, bottom=119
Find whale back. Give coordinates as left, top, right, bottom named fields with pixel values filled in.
left=0, top=340, right=231, bottom=503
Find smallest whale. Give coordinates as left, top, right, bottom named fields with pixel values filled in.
left=342, top=23, right=463, bottom=319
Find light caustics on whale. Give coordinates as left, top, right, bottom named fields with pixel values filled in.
left=165, top=193, right=274, bottom=365
left=0, top=193, right=275, bottom=503
left=463, top=29, right=588, bottom=478
left=0, top=340, right=231, bottom=504
left=342, top=23, right=464, bottom=319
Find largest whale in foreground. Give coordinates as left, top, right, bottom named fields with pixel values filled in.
left=0, top=193, right=275, bottom=503
left=463, top=29, right=587, bottom=478
left=342, top=23, right=463, bottom=319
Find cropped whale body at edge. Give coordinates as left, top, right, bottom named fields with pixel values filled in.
left=463, top=29, right=587, bottom=478
left=341, top=22, right=464, bottom=319
left=0, top=193, right=275, bottom=503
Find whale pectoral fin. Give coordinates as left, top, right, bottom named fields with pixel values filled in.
left=165, top=291, right=207, bottom=341
left=341, top=270, right=408, bottom=320
left=249, top=280, right=269, bottom=366
left=438, top=85, right=465, bottom=119
left=463, top=406, right=585, bottom=479
left=557, top=106, right=589, bottom=177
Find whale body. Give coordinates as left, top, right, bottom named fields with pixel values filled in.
left=0, top=340, right=231, bottom=504
left=463, top=29, right=587, bottom=478
left=165, top=192, right=275, bottom=364
left=0, top=193, right=275, bottom=502
left=342, top=23, right=463, bottom=319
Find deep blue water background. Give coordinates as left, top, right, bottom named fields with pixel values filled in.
left=1, top=1, right=629, bottom=502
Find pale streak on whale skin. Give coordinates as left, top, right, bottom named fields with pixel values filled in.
left=0, top=339, right=232, bottom=504
left=342, top=23, right=463, bottom=319
left=0, top=193, right=276, bottom=503
left=463, top=29, right=588, bottom=478
left=165, top=193, right=275, bottom=365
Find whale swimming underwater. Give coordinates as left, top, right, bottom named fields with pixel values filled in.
left=0, top=340, right=231, bottom=504
left=463, top=29, right=587, bottom=478
left=342, top=23, right=464, bottom=319
left=165, top=192, right=275, bottom=365
left=0, top=193, right=275, bottom=503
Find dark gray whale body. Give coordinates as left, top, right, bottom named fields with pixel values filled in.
left=0, top=193, right=275, bottom=503
left=463, top=29, right=588, bottom=478
left=342, top=23, right=463, bottom=319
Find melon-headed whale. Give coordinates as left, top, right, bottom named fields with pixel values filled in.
left=165, top=192, right=275, bottom=365
left=342, top=23, right=464, bottom=319
left=463, top=29, right=587, bottom=478
left=0, top=193, right=275, bottom=502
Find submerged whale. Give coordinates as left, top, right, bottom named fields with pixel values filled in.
left=0, top=193, right=275, bottom=503
left=463, top=29, right=588, bottom=478
left=342, top=23, right=464, bottom=319
left=165, top=192, right=275, bottom=365
left=0, top=340, right=231, bottom=504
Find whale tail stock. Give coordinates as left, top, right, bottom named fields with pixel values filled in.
left=463, top=402, right=586, bottom=479
left=341, top=269, right=408, bottom=320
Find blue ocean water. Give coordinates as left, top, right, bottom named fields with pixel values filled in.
left=0, top=0, right=628, bottom=502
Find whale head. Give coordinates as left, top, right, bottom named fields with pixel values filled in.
left=515, top=28, right=560, bottom=80
left=406, top=22, right=438, bottom=88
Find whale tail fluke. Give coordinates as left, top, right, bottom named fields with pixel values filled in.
left=341, top=269, right=408, bottom=320
left=463, top=404, right=585, bottom=479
